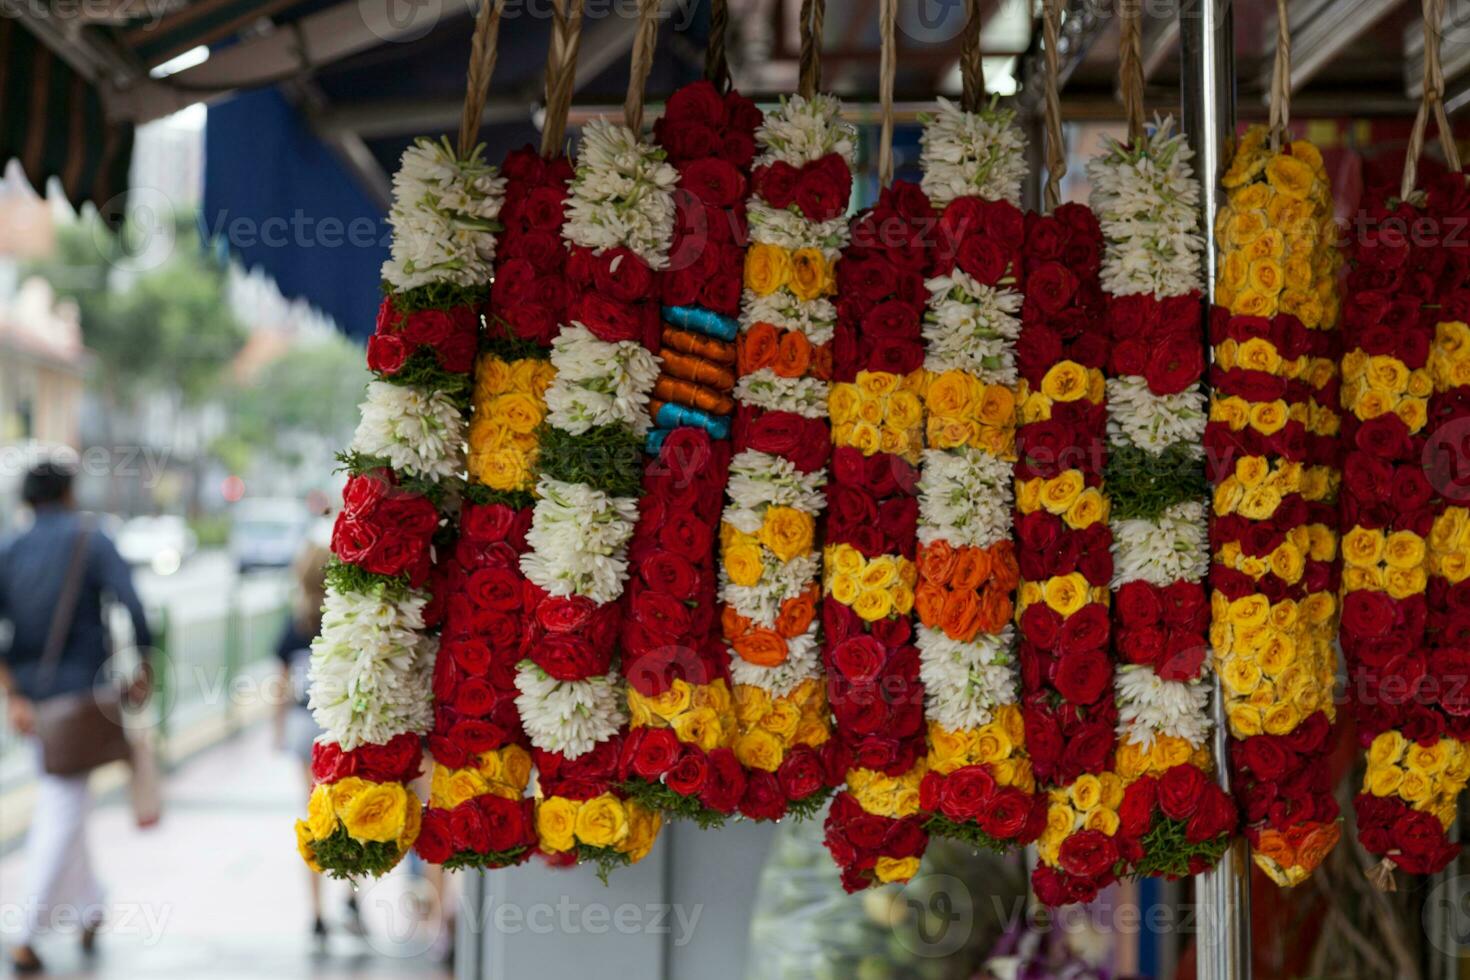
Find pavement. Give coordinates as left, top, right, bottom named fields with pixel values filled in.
left=0, top=723, right=455, bottom=980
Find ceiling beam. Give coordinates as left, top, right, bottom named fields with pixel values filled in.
left=1257, top=0, right=1403, bottom=94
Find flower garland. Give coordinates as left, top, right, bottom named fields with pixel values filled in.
left=1346, top=169, right=1470, bottom=877
left=910, top=98, right=1045, bottom=860
left=618, top=81, right=765, bottom=826
left=516, top=118, right=676, bottom=875
left=415, top=147, right=576, bottom=869
left=821, top=181, right=935, bottom=892
left=1208, top=125, right=1342, bottom=887
left=298, top=138, right=505, bottom=877
left=1084, top=118, right=1236, bottom=884
left=718, top=94, right=856, bottom=820
left=1009, top=198, right=1121, bottom=906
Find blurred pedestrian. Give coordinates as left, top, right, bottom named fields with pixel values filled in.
left=0, top=458, right=153, bottom=974
left=273, top=542, right=364, bottom=944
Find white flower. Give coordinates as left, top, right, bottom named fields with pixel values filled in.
left=922, top=273, right=1022, bottom=384
left=917, top=448, right=1014, bottom=549
left=720, top=553, right=823, bottom=626
left=514, top=665, right=627, bottom=758
left=349, top=380, right=466, bottom=481
left=382, top=137, right=505, bottom=291
left=1085, top=116, right=1204, bottom=299
left=723, top=450, right=827, bottom=530
left=544, top=323, right=661, bottom=435
left=1115, top=665, right=1212, bottom=748
left=728, top=625, right=822, bottom=696
left=919, top=97, right=1027, bottom=209
left=1112, top=501, right=1210, bottom=587
left=308, top=585, right=435, bottom=749
left=756, top=94, right=858, bottom=169
left=747, top=202, right=851, bottom=252
left=917, top=625, right=1018, bottom=732
left=520, top=478, right=640, bottom=602
left=563, top=119, right=679, bottom=268
left=1106, top=377, right=1207, bottom=454
left=733, top=369, right=829, bottom=419
left=741, top=291, right=837, bottom=345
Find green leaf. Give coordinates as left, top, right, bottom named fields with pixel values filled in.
left=308, top=825, right=405, bottom=880
left=388, top=280, right=485, bottom=313
left=922, top=814, right=1015, bottom=854
left=535, top=424, right=645, bottom=498
left=1105, top=442, right=1208, bottom=521
left=620, top=779, right=732, bottom=829
left=441, top=845, right=531, bottom=871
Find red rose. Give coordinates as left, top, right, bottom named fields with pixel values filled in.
left=630, top=727, right=681, bottom=780
left=536, top=595, right=598, bottom=633
left=698, top=748, right=746, bottom=812
left=450, top=801, right=491, bottom=853
left=575, top=293, right=649, bottom=344
left=640, top=550, right=700, bottom=600
left=739, top=771, right=788, bottom=821
left=777, top=746, right=824, bottom=801
left=366, top=333, right=410, bottom=375
left=937, top=765, right=995, bottom=821
left=663, top=80, right=726, bottom=126
left=1144, top=334, right=1205, bottom=395
left=358, top=733, right=421, bottom=782
left=665, top=748, right=710, bottom=797
left=1052, top=648, right=1111, bottom=706
left=1342, top=590, right=1396, bottom=638
left=414, top=809, right=455, bottom=864
left=955, top=236, right=1008, bottom=286
left=977, top=785, right=1032, bottom=840
left=1186, top=785, right=1237, bottom=843
left=1157, top=764, right=1207, bottom=821
left=831, top=635, right=887, bottom=684
left=480, top=795, right=530, bottom=852
left=795, top=156, right=850, bottom=222
left=311, top=741, right=353, bottom=783
left=1118, top=776, right=1158, bottom=839
left=681, top=158, right=745, bottom=208
left=754, top=161, right=800, bottom=209
left=1027, top=262, right=1080, bottom=315
left=533, top=633, right=610, bottom=681
left=1057, top=829, right=1118, bottom=878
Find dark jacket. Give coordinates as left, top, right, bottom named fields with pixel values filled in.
left=0, top=508, right=154, bottom=699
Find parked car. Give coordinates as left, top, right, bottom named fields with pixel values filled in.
left=116, top=514, right=197, bottom=576
left=229, top=498, right=310, bottom=573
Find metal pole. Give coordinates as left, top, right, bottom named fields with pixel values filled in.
left=1180, top=0, right=1250, bottom=978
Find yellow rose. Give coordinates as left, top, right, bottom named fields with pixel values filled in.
left=1040, top=361, right=1090, bottom=402
left=1069, top=774, right=1103, bottom=811
left=1367, top=730, right=1408, bottom=767
left=493, top=392, right=545, bottom=434
left=830, top=572, right=861, bottom=605
left=328, top=776, right=369, bottom=815
left=536, top=797, right=579, bottom=852
left=925, top=370, right=974, bottom=417
left=887, top=391, right=923, bottom=432
left=734, top=728, right=784, bottom=772
left=1042, top=573, right=1089, bottom=617
left=829, top=384, right=862, bottom=425
left=620, top=803, right=661, bottom=863
left=295, top=820, right=323, bottom=873
left=1085, top=807, right=1121, bottom=836
left=498, top=745, right=533, bottom=791
left=759, top=699, right=802, bottom=741
left=1015, top=477, right=1044, bottom=514
left=1247, top=258, right=1284, bottom=296
left=724, top=542, right=765, bottom=587
left=306, top=785, right=338, bottom=840
left=733, top=684, right=770, bottom=725
left=574, top=793, right=630, bottom=848
left=1248, top=400, right=1289, bottom=435
left=1265, top=155, right=1314, bottom=199
left=874, top=856, right=921, bottom=884
left=1406, top=741, right=1450, bottom=776
left=973, top=723, right=1012, bottom=764
left=744, top=243, right=793, bottom=295
left=1383, top=530, right=1426, bottom=570
left=1040, top=470, right=1085, bottom=514
left=788, top=248, right=834, bottom=300
left=671, top=707, right=723, bottom=752
left=758, top=506, right=815, bottom=563
left=341, top=782, right=409, bottom=843
left=852, top=587, right=894, bottom=622
left=1064, top=487, right=1107, bottom=529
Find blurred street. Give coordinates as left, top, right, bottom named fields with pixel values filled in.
left=0, top=723, right=453, bottom=979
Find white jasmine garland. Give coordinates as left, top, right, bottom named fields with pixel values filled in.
left=349, top=380, right=467, bottom=481
left=520, top=477, right=640, bottom=602
left=918, top=98, right=1026, bottom=209
left=382, top=137, right=505, bottom=292
left=740, top=292, right=838, bottom=345
left=514, top=665, right=628, bottom=758
left=1115, top=665, right=1212, bottom=749
left=562, top=119, right=679, bottom=267
left=1085, top=115, right=1204, bottom=299
left=916, top=448, right=1014, bottom=549
left=922, top=273, right=1022, bottom=384
left=1112, top=501, right=1210, bottom=587
left=728, top=626, right=821, bottom=696
left=1105, top=376, right=1207, bottom=453
left=755, top=94, right=858, bottom=169
left=746, top=202, right=851, bottom=252
left=308, top=586, right=436, bottom=750
left=733, top=370, right=829, bottom=418
left=723, top=450, right=828, bottom=530
left=917, top=626, right=1019, bottom=732
left=543, top=324, right=661, bottom=435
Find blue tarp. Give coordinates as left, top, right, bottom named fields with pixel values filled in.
left=203, top=89, right=388, bottom=338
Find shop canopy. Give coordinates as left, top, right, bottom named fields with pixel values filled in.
left=4, top=0, right=1434, bottom=336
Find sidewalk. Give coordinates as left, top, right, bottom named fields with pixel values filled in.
left=0, top=724, right=454, bottom=980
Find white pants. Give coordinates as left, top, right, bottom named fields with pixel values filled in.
left=19, top=749, right=103, bottom=943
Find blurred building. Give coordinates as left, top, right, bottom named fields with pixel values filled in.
left=0, top=277, right=89, bottom=447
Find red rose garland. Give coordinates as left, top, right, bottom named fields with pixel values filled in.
left=1009, top=201, right=1123, bottom=906
left=616, top=82, right=763, bottom=826
left=415, top=147, right=574, bottom=869
left=1348, top=167, right=1470, bottom=879
left=820, top=180, right=933, bottom=892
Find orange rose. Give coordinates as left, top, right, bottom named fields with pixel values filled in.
left=772, top=331, right=812, bottom=378
left=774, top=589, right=817, bottom=638
left=977, top=589, right=1014, bottom=633
left=915, top=582, right=947, bottom=628
left=732, top=629, right=788, bottom=666
left=1289, top=820, right=1340, bottom=872
left=989, top=542, right=1021, bottom=591
left=918, top=541, right=958, bottom=585
left=941, top=590, right=983, bottom=642
left=1254, top=828, right=1294, bottom=867
left=721, top=604, right=751, bottom=641
left=739, top=322, right=780, bottom=374
left=810, top=341, right=833, bottom=381
left=951, top=547, right=992, bottom=591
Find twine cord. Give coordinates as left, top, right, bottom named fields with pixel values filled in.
left=1118, top=0, right=1144, bottom=146
left=1268, top=0, right=1291, bottom=150
left=960, top=0, right=985, bottom=113
left=1401, top=0, right=1462, bottom=200
left=1042, top=0, right=1065, bottom=211
left=878, top=0, right=897, bottom=186
left=457, top=0, right=507, bottom=159
left=623, top=0, right=661, bottom=134
left=540, top=0, right=585, bottom=158
left=798, top=0, right=826, bottom=100
left=705, top=0, right=730, bottom=91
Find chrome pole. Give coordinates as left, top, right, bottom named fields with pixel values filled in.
left=1181, top=0, right=1250, bottom=977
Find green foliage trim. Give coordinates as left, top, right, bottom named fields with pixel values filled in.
left=336, top=450, right=455, bottom=507
left=462, top=482, right=536, bottom=511
left=387, top=280, right=485, bottom=314
left=1105, top=442, right=1208, bottom=521
left=310, top=825, right=405, bottom=880
left=575, top=844, right=634, bottom=885
left=481, top=326, right=553, bottom=363
left=323, top=557, right=419, bottom=602
left=784, top=787, right=834, bottom=823
left=441, top=845, right=530, bottom=872
left=379, top=349, right=473, bottom=405
left=1125, top=817, right=1231, bottom=880
left=536, top=424, right=644, bottom=498
left=620, top=779, right=731, bottom=830
left=923, top=814, right=1016, bottom=854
